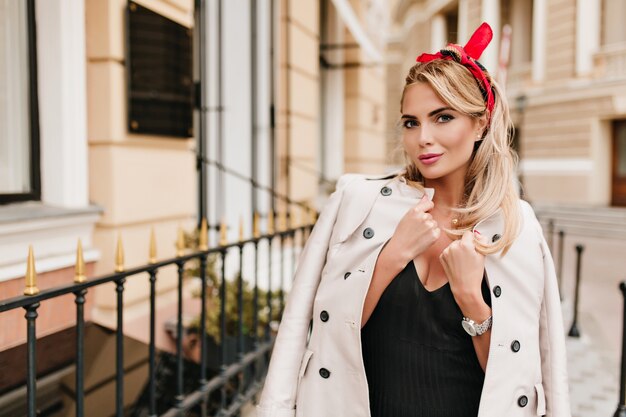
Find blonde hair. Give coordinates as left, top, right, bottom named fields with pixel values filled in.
left=399, top=59, right=521, bottom=256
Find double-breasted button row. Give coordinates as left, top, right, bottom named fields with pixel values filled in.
left=511, top=340, right=521, bottom=352
left=320, top=310, right=329, bottom=322
left=319, top=368, right=331, bottom=378
left=363, top=228, right=375, bottom=239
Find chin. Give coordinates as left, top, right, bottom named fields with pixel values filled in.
left=417, top=167, right=446, bottom=180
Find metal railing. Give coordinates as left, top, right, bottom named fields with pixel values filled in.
left=0, top=214, right=314, bottom=417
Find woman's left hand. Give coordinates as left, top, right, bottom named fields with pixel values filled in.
left=439, top=230, right=487, bottom=307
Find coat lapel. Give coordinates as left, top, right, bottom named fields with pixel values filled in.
left=334, top=171, right=434, bottom=243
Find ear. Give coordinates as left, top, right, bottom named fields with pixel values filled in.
left=474, top=115, right=489, bottom=140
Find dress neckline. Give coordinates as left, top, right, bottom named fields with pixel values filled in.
left=409, top=260, right=450, bottom=294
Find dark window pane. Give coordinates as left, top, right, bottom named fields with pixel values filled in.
left=127, top=1, right=194, bottom=138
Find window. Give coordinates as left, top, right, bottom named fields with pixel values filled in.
left=443, top=7, right=458, bottom=44
left=611, top=120, right=626, bottom=206
left=503, top=0, right=533, bottom=66
left=602, top=0, right=626, bottom=46
left=127, top=1, right=194, bottom=138
left=0, top=0, right=40, bottom=204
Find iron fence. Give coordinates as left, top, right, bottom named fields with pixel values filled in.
left=0, top=215, right=314, bottom=417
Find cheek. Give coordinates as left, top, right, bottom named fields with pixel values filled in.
left=446, top=128, right=475, bottom=153
left=401, top=133, right=413, bottom=152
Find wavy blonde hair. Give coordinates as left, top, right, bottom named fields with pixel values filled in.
left=399, top=59, right=521, bottom=256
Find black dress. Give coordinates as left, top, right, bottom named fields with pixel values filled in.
left=361, top=261, right=492, bottom=417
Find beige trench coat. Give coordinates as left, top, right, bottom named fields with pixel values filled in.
left=257, top=172, right=571, bottom=417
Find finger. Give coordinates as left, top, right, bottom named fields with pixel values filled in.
left=415, top=194, right=434, bottom=212
left=461, top=230, right=475, bottom=248
left=473, top=230, right=487, bottom=244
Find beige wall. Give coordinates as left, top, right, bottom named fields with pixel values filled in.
left=277, top=0, right=320, bottom=210
left=85, top=0, right=196, bottom=322
left=545, top=0, right=576, bottom=84
left=83, top=0, right=199, bottom=407
left=344, top=64, right=388, bottom=173
left=279, top=0, right=389, bottom=208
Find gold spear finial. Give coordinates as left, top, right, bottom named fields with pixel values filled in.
left=292, top=207, right=300, bottom=229
left=253, top=212, right=260, bottom=238
left=199, top=218, right=208, bottom=251
left=239, top=215, right=245, bottom=242
left=176, top=226, right=185, bottom=257
left=310, top=207, right=317, bottom=224
left=219, top=218, right=228, bottom=246
left=75, top=239, right=87, bottom=283
left=149, top=228, right=157, bottom=264
left=115, top=233, right=125, bottom=272
left=24, top=246, right=39, bottom=296
left=267, top=209, right=275, bottom=234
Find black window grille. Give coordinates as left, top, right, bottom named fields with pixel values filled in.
left=126, top=1, right=194, bottom=138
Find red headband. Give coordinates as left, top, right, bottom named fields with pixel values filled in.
left=416, top=22, right=495, bottom=114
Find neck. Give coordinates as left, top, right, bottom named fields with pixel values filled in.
left=424, top=169, right=466, bottom=211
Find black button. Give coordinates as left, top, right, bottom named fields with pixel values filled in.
left=319, top=368, right=330, bottom=378
left=344, top=272, right=351, bottom=280
left=320, top=311, right=329, bottom=322
left=380, top=186, right=392, bottom=196
left=517, top=395, right=528, bottom=407
left=493, top=286, right=502, bottom=297
left=363, top=228, right=375, bottom=239
left=492, top=234, right=502, bottom=243
left=511, top=340, right=521, bottom=352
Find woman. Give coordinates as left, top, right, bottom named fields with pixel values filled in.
left=257, top=23, right=570, bottom=417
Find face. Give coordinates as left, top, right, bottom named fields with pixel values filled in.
left=401, top=82, right=486, bottom=183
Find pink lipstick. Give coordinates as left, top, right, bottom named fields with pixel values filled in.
left=418, top=153, right=442, bottom=165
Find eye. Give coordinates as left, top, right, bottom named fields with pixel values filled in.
left=402, top=119, right=418, bottom=129
left=436, top=114, right=454, bottom=123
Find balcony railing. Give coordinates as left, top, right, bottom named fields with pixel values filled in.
left=0, top=214, right=314, bottom=417
left=594, top=42, right=626, bottom=81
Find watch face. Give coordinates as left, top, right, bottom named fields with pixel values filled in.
left=462, top=319, right=477, bottom=336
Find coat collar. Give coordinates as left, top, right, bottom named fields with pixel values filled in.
left=337, top=170, right=504, bottom=244
left=336, top=171, right=434, bottom=242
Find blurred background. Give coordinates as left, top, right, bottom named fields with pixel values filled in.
left=1, top=0, right=625, bottom=416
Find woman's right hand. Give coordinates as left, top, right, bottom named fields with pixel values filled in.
left=361, top=194, right=440, bottom=327
left=384, top=194, right=440, bottom=266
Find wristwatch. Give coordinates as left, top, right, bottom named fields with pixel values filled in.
left=461, top=315, right=492, bottom=336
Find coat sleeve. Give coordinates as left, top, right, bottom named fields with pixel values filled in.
left=536, top=217, right=571, bottom=417
left=256, top=174, right=357, bottom=417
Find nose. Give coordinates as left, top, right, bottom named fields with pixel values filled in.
left=417, top=123, right=434, bottom=146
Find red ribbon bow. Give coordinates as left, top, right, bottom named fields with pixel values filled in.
left=416, top=22, right=495, bottom=114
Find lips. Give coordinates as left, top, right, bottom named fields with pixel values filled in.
left=418, top=153, right=442, bottom=165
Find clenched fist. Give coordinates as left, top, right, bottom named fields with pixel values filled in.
left=440, top=230, right=488, bottom=304
left=385, top=194, right=440, bottom=266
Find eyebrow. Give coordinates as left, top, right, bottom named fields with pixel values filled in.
left=401, top=107, right=454, bottom=119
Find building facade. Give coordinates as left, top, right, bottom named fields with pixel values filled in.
left=0, top=0, right=391, bottom=415
left=387, top=0, right=626, bottom=207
